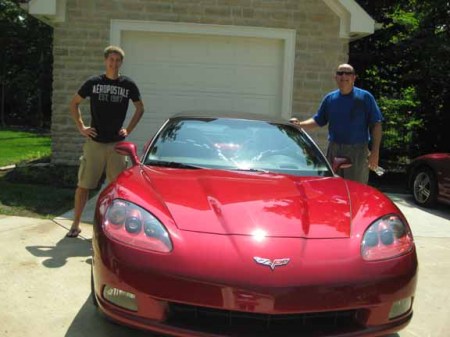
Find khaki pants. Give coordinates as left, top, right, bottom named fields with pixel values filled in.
left=327, top=142, right=369, bottom=184
left=77, top=139, right=126, bottom=189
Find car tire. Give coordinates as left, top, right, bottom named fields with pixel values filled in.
left=412, top=167, right=437, bottom=207
left=91, top=266, right=99, bottom=307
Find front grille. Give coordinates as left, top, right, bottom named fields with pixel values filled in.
left=167, top=302, right=363, bottom=336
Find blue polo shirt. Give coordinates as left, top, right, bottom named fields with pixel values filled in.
left=313, top=87, right=383, bottom=144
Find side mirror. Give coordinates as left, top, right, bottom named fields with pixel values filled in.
left=332, top=156, right=352, bottom=172
left=115, top=141, right=141, bottom=166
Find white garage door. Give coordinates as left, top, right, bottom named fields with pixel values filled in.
left=117, top=23, right=293, bottom=148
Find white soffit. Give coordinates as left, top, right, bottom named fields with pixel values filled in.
left=21, top=0, right=66, bottom=25
left=323, top=0, right=375, bottom=40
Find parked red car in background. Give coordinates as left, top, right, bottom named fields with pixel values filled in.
left=408, top=153, right=450, bottom=207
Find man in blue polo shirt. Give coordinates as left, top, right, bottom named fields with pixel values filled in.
left=291, top=64, right=383, bottom=184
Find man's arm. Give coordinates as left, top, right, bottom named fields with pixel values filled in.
left=119, top=100, right=145, bottom=137
left=368, top=122, right=382, bottom=170
left=290, top=117, right=319, bottom=130
left=70, top=94, right=97, bottom=138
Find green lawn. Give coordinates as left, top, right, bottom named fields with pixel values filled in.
left=0, top=129, right=51, bottom=167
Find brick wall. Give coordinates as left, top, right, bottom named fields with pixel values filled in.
left=51, top=0, right=349, bottom=165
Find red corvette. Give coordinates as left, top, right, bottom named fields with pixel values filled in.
left=91, top=112, right=418, bottom=336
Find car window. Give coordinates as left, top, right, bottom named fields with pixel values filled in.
left=144, top=117, right=332, bottom=177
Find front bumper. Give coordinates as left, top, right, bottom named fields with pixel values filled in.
left=92, top=229, right=417, bottom=337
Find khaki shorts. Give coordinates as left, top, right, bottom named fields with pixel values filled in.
left=77, top=139, right=127, bottom=189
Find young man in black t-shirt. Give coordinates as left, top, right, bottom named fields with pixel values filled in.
left=67, top=45, right=144, bottom=237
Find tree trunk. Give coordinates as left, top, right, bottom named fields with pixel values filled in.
left=1, top=82, right=5, bottom=128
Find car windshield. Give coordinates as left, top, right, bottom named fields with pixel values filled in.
left=144, top=117, right=333, bottom=177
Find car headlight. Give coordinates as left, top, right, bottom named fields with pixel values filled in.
left=103, top=199, right=173, bottom=253
left=361, top=214, right=414, bottom=261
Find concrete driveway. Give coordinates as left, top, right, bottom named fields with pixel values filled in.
left=0, top=193, right=449, bottom=337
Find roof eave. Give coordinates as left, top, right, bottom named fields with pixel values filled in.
left=323, top=0, right=376, bottom=41
left=19, top=0, right=66, bottom=26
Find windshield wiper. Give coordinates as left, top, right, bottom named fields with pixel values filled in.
left=230, top=167, right=270, bottom=173
left=146, top=160, right=203, bottom=169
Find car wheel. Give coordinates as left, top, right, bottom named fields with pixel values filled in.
left=91, top=266, right=98, bottom=307
left=412, top=168, right=437, bottom=207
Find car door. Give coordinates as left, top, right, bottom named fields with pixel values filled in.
left=436, top=153, right=450, bottom=201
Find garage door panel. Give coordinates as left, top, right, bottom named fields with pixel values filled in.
left=123, top=31, right=282, bottom=67
left=128, top=63, right=280, bottom=96
left=151, top=93, right=232, bottom=113
left=125, top=64, right=169, bottom=88
left=232, top=39, right=283, bottom=65
left=235, top=67, right=281, bottom=94
left=139, top=92, right=277, bottom=114
left=126, top=64, right=236, bottom=92
left=165, top=66, right=234, bottom=91
left=227, top=97, right=277, bottom=116
left=149, top=93, right=198, bottom=114
left=150, top=93, right=275, bottom=114
left=145, top=91, right=196, bottom=109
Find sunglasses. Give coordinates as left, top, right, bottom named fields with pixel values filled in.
left=336, top=71, right=355, bottom=76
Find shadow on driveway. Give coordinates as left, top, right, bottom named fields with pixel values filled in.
left=64, top=296, right=161, bottom=337
left=26, top=235, right=92, bottom=268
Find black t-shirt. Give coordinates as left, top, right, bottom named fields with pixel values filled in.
left=78, top=74, right=141, bottom=143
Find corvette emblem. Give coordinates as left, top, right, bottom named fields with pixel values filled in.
left=253, top=257, right=290, bottom=270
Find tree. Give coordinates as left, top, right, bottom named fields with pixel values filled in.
left=0, top=0, right=53, bottom=128
left=351, top=0, right=450, bottom=163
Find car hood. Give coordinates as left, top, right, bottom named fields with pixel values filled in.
left=139, top=167, right=352, bottom=239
